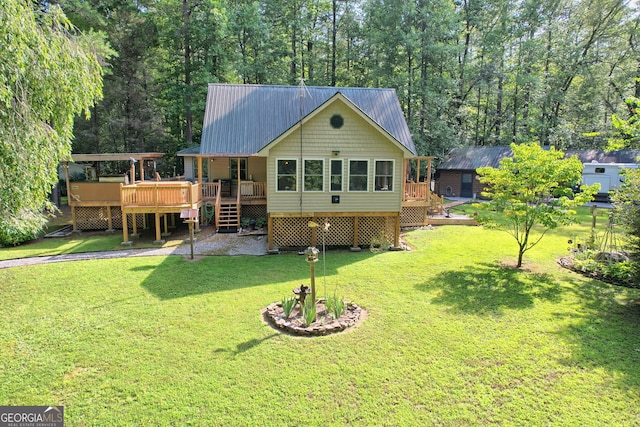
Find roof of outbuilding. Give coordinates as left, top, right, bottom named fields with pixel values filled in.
left=438, top=146, right=640, bottom=171
left=564, top=149, right=640, bottom=163
left=437, top=146, right=513, bottom=170
left=199, top=84, right=416, bottom=156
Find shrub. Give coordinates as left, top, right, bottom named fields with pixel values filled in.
left=0, top=210, right=47, bottom=246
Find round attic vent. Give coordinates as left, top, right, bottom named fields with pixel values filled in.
left=330, top=114, right=344, bottom=129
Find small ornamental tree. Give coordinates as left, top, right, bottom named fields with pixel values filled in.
left=476, top=143, right=598, bottom=268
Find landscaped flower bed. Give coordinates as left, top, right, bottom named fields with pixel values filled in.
left=264, top=298, right=364, bottom=336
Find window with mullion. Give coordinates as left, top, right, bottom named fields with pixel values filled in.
left=276, top=159, right=297, bottom=191
left=374, top=160, right=394, bottom=191
left=304, top=159, right=324, bottom=192
left=349, top=160, right=369, bottom=192
left=330, top=159, right=343, bottom=192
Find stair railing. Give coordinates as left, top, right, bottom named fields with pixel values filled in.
left=215, top=180, right=222, bottom=229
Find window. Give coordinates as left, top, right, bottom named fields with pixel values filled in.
left=375, top=160, right=394, bottom=191
left=330, top=114, right=344, bottom=129
left=191, top=157, right=208, bottom=181
left=330, top=159, right=343, bottom=192
left=276, top=159, right=297, bottom=191
left=230, top=158, right=247, bottom=181
left=304, top=159, right=324, bottom=191
left=349, top=160, right=368, bottom=191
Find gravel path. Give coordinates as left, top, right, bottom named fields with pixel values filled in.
left=0, top=233, right=269, bottom=269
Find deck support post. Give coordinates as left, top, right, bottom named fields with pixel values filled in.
left=131, top=213, right=139, bottom=237
left=162, top=214, right=170, bottom=237
left=121, top=212, right=131, bottom=245
left=106, top=206, right=114, bottom=233
left=154, top=212, right=164, bottom=244
left=268, top=215, right=274, bottom=250
left=352, top=216, right=359, bottom=248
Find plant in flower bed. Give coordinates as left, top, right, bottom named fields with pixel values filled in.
left=281, top=296, right=297, bottom=318
left=562, top=237, right=637, bottom=288
left=301, top=297, right=317, bottom=326
left=265, top=294, right=362, bottom=335
left=325, top=293, right=346, bottom=319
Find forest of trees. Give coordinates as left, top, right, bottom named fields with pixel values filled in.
left=63, top=0, right=640, bottom=174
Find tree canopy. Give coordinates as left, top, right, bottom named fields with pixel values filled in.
left=476, top=143, right=598, bottom=268
left=0, top=0, right=108, bottom=245
left=64, top=0, right=640, bottom=170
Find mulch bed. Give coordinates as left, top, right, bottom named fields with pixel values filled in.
left=557, top=256, right=639, bottom=289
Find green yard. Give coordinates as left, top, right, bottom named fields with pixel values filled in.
left=1, top=209, right=639, bottom=425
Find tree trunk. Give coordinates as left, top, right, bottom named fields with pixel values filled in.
left=331, top=0, right=337, bottom=86
left=182, top=0, right=193, bottom=145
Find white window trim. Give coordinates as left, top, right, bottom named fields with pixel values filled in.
left=330, top=159, right=344, bottom=192
left=275, top=158, right=298, bottom=192
left=374, top=159, right=395, bottom=192
left=303, top=158, right=325, bottom=192
left=348, top=159, right=369, bottom=192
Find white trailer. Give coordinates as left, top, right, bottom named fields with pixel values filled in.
left=582, top=162, right=638, bottom=201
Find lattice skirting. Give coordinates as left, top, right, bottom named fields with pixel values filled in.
left=271, top=215, right=397, bottom=249
left=75, top=206, right=144, bottom=231
left=401, top=206, right=428, bottom=226
left=241, top=204, right=267, bottom=219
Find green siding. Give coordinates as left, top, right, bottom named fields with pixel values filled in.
left=266, top=100, right=404, bottom=213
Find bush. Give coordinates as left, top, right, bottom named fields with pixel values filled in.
left=0, top=210, right=47, bottom=246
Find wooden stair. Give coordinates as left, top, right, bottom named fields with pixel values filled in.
left=217, top=201, right=240, bottom=232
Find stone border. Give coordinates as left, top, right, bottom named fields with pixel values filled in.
left=264, top=298, right=365, bottom=336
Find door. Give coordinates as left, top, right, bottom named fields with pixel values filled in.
left=461, top=173, right=473, bottom=198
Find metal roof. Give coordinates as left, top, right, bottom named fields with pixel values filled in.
left=564, top=149, right=640, bottom=164
left=437, top=146, right=513, bottom=170
left=176, top=145, right=201, bottom=156
left=438, top=146, right=640, bottom=171
left=69, top=153, right=164, bottom=162
left=199, top=84, right=416, bottom=156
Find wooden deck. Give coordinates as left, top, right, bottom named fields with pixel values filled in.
left=120, top=181, right=202, bottom=243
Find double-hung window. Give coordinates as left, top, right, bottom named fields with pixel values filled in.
left=276, top=159, right=297, bottom=191
left=330, top=159, right=343, bottom=192
left=304, top=159, right=324, bottom=191
left=374, top=160, right=394, bottom=191
left=349, top=160, right=369, bottom=192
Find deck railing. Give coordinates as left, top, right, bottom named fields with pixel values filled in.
left=239, top=181, right=266, bottom=199
left=403, top=182, right=444, bottom=215
left=201, top=181, right=220, bottom=200
left=404, top=182, right=430, bottom=201
left=120, top=182, right=201, bottom=208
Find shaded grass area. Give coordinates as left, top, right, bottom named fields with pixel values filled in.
left=0, top=224, right=201, bottom=261
left=1, top=214, right=639, bottom=425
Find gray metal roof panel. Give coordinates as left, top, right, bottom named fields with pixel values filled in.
left=564, top=149, right=640, bottom=163
left=176, top=145, right=200, bottom=156
left=437, top=146, right=513, bottom=170
left=200, top=84, right=415, bottom=155
left=439, top=147, right=640, bottom=171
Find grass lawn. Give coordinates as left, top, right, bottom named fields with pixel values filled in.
left=1, top=208, right=639, bottom=425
